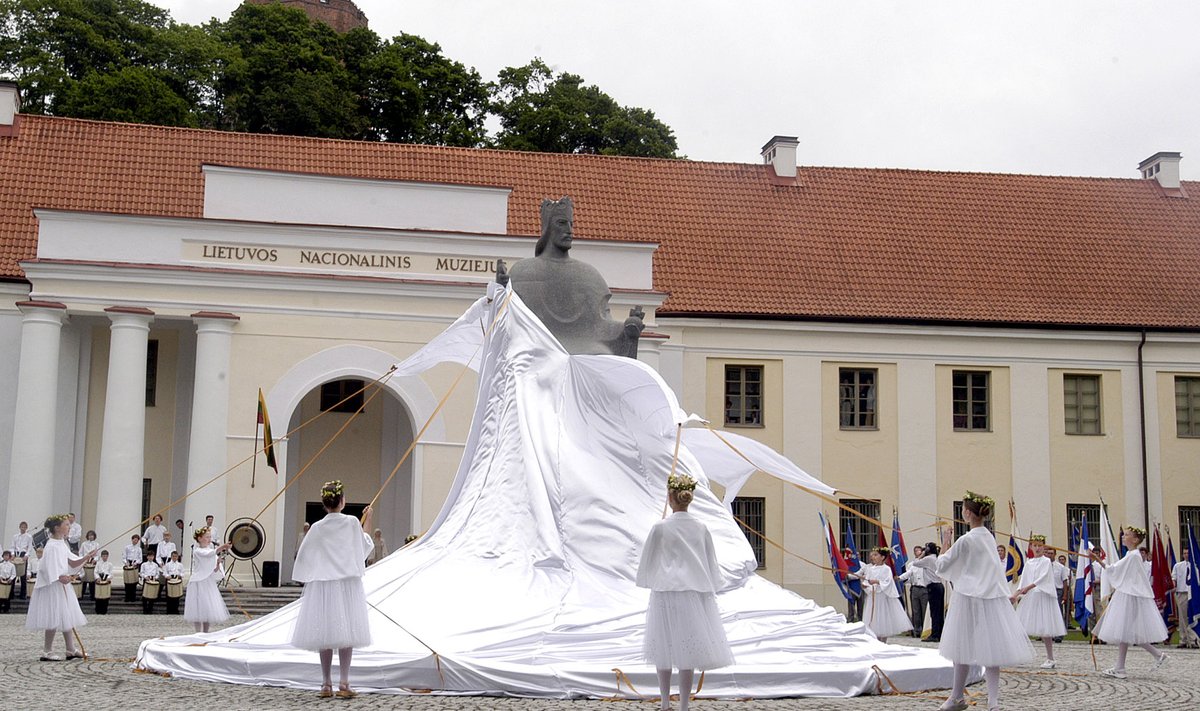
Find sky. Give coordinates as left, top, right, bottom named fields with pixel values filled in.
left=157, top=1, right=1200, bottom=180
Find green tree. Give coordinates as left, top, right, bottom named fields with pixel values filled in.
left=492, top=58, right=677, bottom=158
left=0, top=0, right=224, bottom=125
left=347, top=30, right=490, bottom=147
left=216, top=2, right=362, bottom=138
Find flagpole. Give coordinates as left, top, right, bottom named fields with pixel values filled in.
left=251, top=401, right=260, bottom=489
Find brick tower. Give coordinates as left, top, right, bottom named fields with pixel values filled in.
left=244, top=0, right=368, bottom=33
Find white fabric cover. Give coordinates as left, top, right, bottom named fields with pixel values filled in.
left=137, top=287, right=962, bottom=698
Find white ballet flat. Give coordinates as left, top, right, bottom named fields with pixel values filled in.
left=938, top=699, right=969, bottom=711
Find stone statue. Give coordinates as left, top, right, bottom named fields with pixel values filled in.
left=497, top=196, right=644, bottom=358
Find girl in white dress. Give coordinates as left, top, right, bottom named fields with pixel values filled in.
left=24, top=514, right=97, bottom=661
left=850, top=547, right=912, bottom=642
left=1012, top=534, right=1067, bottom=668
left=1092, top=526, right=1169, bottom=678
left=184, top=527, right=232, bottom=632
left=291, top=480, right=375, bottom=699
left=935, top=492, right=1032, bottom=711
left=637, top=473, right=733, bottom=711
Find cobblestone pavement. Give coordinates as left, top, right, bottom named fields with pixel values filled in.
left=2, top=615, right=1197, bottom=710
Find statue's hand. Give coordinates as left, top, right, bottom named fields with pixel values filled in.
left=495, top=258, right=510, bottom=286
left=624, top=306, right=645, bottom=338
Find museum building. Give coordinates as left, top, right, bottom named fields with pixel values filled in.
left=1, top=82, right=1198, bottom=606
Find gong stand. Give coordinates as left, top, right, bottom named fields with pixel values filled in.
left=222, top=518, right=266, bottom=588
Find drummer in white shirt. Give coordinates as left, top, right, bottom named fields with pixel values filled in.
left=66, top=513, right=83, bottom=554
left=10, top=521, right=32, bottom=558
left=156, top=532, right=177, bottom=567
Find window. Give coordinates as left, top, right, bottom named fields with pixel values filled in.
left=1064, top=374, right=1101, bottom=435
left=731, top=497, right=766, bottom=569
left=953, top=500, right=995, bottom=539
left=1066, top=503, right=1101, bottom=551
left=141, top=478, right=152, bottom=526
left=724, top=365, right=763, bottom=427
left=145, top=339, right=159, bottom=407
left=839, top=499, right=881, bottom=559
left=1177, top=376, right=1200, bottom=437
left=952, top=370, right=990, bottom=431
left=1180, top=506, right=1200, bottom=544
left=839, top=368, right=878, bottom=429
left=320, top=379, right=366, bottom=413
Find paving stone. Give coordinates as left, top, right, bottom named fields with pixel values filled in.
left=1, top=615, right=1196, bottom=710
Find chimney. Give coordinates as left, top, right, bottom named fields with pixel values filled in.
left=761, top=135, right=799, bottom=178
left=0, top=81, right=19, bottom=136
left=1138, top=151, right=1182, bottom=189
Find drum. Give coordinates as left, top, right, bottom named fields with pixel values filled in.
left=0, top=580, right=12, bottom=600
left=123, top=565, right=139, bottom=585
left=14, top=557, right=26, bottom=577
left=71, top=578, right=83, bottom=598
left=83, top=562, right=96, bottom=583
left=94, top=579, right=112, bottom=600
left=166, top=577, right=183, bottom=599
left=142, top=579, right=161, bottom=600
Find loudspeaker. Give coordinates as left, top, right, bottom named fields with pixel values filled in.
left=262, top=560, right=280, bottom=588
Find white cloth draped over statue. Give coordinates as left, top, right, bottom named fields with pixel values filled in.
left=136, top=285, right=961, bottom=698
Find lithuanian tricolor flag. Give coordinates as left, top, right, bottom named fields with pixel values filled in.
left=257, top=388, right=278, bottom=473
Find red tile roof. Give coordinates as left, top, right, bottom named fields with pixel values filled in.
left=3, top=114, right=1200, bottom=329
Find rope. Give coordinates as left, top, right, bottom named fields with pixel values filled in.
left=365, top=600, right=445, bottom=689
left=607, top=668, right=643, bottom=699
left=95, top=370, right=398, bottom=553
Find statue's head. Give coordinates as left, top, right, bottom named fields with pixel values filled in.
left=536, top=196, right=574, bottom=256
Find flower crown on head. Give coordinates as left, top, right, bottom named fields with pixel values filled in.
left=193, top=526, right=210, bottom=542
left=962, top=491, right=995, bottom=510
left=321, top=480, right=344, bottom=498
left=1029, top=534, right=1047, bottom=543
left=667, top=474, right=697, bottom=492
left=874, top=546, right=892, bottom=557
left=46, top=513, right=69, bottom=527
left=1126, top=525, right=1147, bottom=539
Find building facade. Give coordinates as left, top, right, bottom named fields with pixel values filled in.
left=1, top=86, right=1198, bottom=607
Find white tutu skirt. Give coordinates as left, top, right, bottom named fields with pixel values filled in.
left=25, top=583, right=87, bottom=632
left=863, top=592, right=912, bottom=639
left=939, top=592, right=1033, bottom=667
left=1016, top=590, right=1067, bottom=638
left=291, top=577, right=372, bottom=651
left=183, top=577, right=229, bottom=624
left=1093, top=591, right=1168, bottom=645
left=644, top=590, right=734, bottom=670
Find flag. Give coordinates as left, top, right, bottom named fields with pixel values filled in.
left=1151, top=525, right=1173, bottom=627
left=257, top=388, right=278, bottom=473
left=1099, top=500, right=1119, bottom=597
left=843, top=525, right=863, bottom=601
left=1074, top=517, right=1095, bottom=631
left=1186, top=525, right=1200, bottom=644
left=820, top=513, right=854, bottom=602
left=1166, top=528, right=1178, bottom=636
left=1005, top=532, right=1025, bottom=582
left=891, top=510, right=909, bottom=597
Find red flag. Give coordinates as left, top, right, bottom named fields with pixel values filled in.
left=877, top=527, right=896, bottom=574
left=1151, top=525, right=1173, bottom=615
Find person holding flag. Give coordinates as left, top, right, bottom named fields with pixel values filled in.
left=842, top=527, right=864, bottom=623
left=890, top=509, right=909, bottom=601
left=1073, top=518, right=1097, bottom=636
left=1172, top=546, right=1196, bottom=647
left=1092, top=525, right=1169, bottom=679
left=1012, top=534, right=1067, bottom=669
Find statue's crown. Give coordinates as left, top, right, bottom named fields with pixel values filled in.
left=540, top=196, right=574, bottom=226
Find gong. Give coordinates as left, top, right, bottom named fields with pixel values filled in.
left=225, top=518, right=266, bottom=560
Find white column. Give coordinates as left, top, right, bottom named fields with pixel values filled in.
left=5, top=301, right=67, bottom=532
left=93, top=307, right=154, bottom=543
left=183, top=312, right=238, bottom=547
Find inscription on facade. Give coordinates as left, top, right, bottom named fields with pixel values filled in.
left=185, top=241, right=498, bottom=277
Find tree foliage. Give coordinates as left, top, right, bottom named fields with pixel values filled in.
left=0, top=1, right=679, bottom=157
left=493, top=58, right=677, bottom=158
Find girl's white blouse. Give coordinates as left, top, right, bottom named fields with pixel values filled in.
left=935, top=526, right=1010, bottom=599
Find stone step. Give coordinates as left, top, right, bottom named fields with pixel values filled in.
left=1, top=584, right=303, bottom=617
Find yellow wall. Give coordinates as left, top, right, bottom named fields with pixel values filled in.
left=935, top=365, right=1013, bottom=516
left=1158, top=371, right=1200, bottom=532
left=821, top=362, right=898, bottom=504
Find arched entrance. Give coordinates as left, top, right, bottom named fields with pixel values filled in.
left=264, top=345, right=446, bottom=582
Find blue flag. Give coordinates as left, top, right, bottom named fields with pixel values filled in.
left=1187, top=525, right=1200, bottom=644
left=842, top=525, right=863, bottom=600
left=891, top=510, right=909, bottom=597
left=819, top=512, right=854, bottom=602
left=1074, top=517, right=1095, bottom=630
left=1005, top=532, right=1025, bottom=583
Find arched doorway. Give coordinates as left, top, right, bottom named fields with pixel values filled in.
left=264, top=345, right=446, bottom=583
